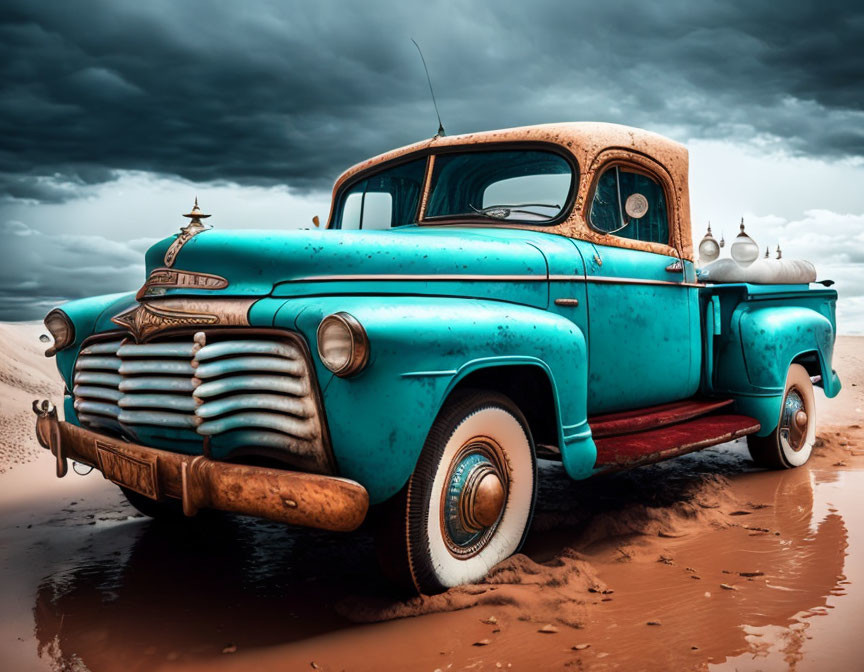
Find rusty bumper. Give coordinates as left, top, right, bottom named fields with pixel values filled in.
left=32, top=400, right=368, bottom=532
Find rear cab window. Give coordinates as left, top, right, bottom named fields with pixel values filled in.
left=589, top=166, right=669, bottom=244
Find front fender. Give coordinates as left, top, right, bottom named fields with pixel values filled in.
left=274, top=297, right=592, bottom=503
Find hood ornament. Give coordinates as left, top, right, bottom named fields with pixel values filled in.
left=164, top=197, right=211, bottom=267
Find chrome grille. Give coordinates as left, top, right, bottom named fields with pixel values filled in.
left=72, top=331, right=331, bottom=473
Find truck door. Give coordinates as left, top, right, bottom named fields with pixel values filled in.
left=581, top=162, right=700, bottom=414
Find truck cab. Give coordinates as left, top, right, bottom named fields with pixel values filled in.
left=35, top=122, right=840, bottom=594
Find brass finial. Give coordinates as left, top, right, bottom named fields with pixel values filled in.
left=163, top=197, right=212, bottom=267
left=183, top=196, right=211, bottom=228
left=764, top=246, right=770, bottom=258
left=706, top=221, right=712, bottom=235
left=738, top=217, right=746, bottom=235
left=776, top=244, right=782, bottom=260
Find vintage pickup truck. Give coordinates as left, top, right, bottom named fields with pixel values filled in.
left=35, top=122, right=840, bottom=594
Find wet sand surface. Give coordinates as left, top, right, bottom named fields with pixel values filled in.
left=1, top=330, right=862, bottom=672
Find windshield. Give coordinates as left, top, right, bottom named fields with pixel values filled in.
left=424, top=149, right=574, bottom=223
left=332, top=148, right=575, bottom=230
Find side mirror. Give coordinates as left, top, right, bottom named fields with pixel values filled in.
left=312, top=216, right=320, bottom=228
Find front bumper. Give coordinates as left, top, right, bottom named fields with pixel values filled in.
left=33, top=400, right=368, bottom=532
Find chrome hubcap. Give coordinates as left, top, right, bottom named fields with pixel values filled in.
left=779, top=388, right=808, bottom=452
left=442, top=440, right=508, bottom=557
left=462, top=466, right=505, bottom=530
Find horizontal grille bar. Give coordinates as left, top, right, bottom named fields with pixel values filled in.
left=75, top=356, right=121, bottom=371
left=195, top=393, right=313, bottom=419
left=210, top=429, right=321, bottom=457
left=73, top=385, right=123, bottom=402
left=80, top=341, right=124, bottom=356
left=119, top=394, right=198, bottom=412
left=193, top=374, right=308, bottom=398
left=118, top=342, right=200, bottom=358
left=194, top=356, right=304, bottom=379
left=119, top=360, right=197, bottom=376
left=73, top=399, right=120, bottom=418
left=195, top=340, right=301, bottom=361
left=75, top=371, right=124, bottom=387
left=118, top=376, right=197, bottom=393
left=117, top=409, right=200, bottom=429
left=197, top=412, right=316, bottom=439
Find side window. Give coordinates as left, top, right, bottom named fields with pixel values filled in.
left=589, top=166, right=669, bottom=244
left=336, top=158, right=426, bottom=230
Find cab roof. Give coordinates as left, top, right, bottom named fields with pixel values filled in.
left=329, top=122, right=693, bottom=260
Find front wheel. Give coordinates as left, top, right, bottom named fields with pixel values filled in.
left=120, top=487, right=186, bottom=520
left=377, top=391, right=537, bottom=595
left=747, top=363, right=816, bottom=469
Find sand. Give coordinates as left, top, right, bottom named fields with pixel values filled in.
left=0, top=322, right=64, bottom=473
left=0, top=324, right=862, bottom=672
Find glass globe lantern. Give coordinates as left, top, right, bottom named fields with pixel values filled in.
left=730, top=218, right=759, bottom=267
left=697, top=222, right=720, bottom=264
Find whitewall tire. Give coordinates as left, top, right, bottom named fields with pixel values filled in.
left=747, top=363, right=816, bottom=469
left=377, top=390, right=537, bottom=595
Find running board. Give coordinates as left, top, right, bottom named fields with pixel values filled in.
left=593, top=414, right=761, bottom=473
left=589, top=398, right=734, bottom=438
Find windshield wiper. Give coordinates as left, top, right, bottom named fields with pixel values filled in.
left=467, top=203, right=561, bottom=220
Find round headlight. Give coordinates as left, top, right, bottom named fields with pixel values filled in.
left=317, top=312, right=369, bottom=377
left=43, top=309, right=74, bottom=357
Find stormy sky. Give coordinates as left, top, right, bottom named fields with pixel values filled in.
left=1, top=0, right=863, bottom=329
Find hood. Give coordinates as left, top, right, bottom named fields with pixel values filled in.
left=143, top=227, right=551, bottom=307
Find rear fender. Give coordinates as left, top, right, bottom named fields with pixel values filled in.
left=717, top=303, right=839, bottom=436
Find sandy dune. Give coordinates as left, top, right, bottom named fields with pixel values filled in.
left=0, top=323, right=862, bottom=672
left=0, top=322, right=64, bottom=473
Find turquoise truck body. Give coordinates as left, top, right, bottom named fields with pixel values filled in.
left=47, top=123, right=840, bottom=506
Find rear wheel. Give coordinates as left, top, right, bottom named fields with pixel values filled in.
left=747, top=364, right=816, bottom=469
left=376, top=391, right=537, bottom=595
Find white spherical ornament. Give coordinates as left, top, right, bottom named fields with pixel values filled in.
left=697, top=223, right=720, bottom=264
left=731, top=218, right=759, bottom=267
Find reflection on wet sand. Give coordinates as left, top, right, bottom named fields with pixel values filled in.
left=580, top=465, right=849, bottom=671
left=28, top=438, right=860, bottom=672
left=33, top=514, right=384, bottom=670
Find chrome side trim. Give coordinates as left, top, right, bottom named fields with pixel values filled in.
left=578, top=276, right=705, bottom=288
left=400, top=369, right=459, bottom=378
left=285, top=273, right=705, bottom=288
left=289, top=273, right=550, bottom=283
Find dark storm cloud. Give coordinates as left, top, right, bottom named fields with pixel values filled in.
left=0, top=219, right=152, bottom=320
left=1, top=0, right=862, bottom=203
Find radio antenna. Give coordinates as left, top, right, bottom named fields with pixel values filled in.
left=411, top=38, right=445, bottom=137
